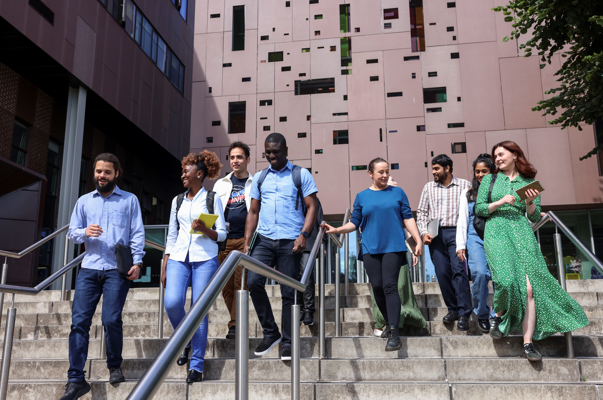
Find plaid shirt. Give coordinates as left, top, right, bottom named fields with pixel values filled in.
left=417, top=176, right=471, bottom=236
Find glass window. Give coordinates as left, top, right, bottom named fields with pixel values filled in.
left=232, top=5, right=245, bottom=51
left=79, top=158, right=88, bottom=197
left=157, top=37, right=167, bottom=73
left=179, top=64, right=184, bottom=93
left=333, top=130, right=348, bottom=145
left=423, top=87, right=447, bottom=103
left=383, top=8, right=398, bottom=20
left=11, top=120, right=29, bottom=166
left=141, top=17, right=153, bottom=57
left=339, top=4, right=350, bottom=33
left=295, top=78, right=335, bottom=95
left=124, top=0, right=136, bottom=36
left=340, top=37, right=351, bottom=66
left=228, top=101, right=246, bottom=134
left=268, top=51, right=283, bottom=62
left=409, top=0, right=425, bottom=52
left=134, top=9, right=142, bottom=44
left=165, top=49, right=172, bottom=80
left=151, top=31, right=158, bottom=63
left=170, top=54, right=180, bottom=88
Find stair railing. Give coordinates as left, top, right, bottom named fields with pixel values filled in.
left=127, top=222, right=330, bottom=400
left=531, top=211, right=603, bottom=358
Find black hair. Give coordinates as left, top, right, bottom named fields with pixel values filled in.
left=368, top=157, right=388, bottom=173
left=467, top=153, right=496, bottom=201
left=94, top=153, right=123, bottom=176
left=265, top=132, right=287, bottom=147
left=431, top=154, right=453, bottom=173
left=228, top=141, right=251, bottom=159
left=181, top=151, right=222, bottom=183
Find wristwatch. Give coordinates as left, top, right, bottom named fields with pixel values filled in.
left=134, top=262, right=143, bottom=269
left=301, top=231, right=310, bottom=238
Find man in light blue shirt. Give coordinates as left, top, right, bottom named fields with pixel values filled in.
left=244, top=133, right=318, bottom=360
left=60, top=153, right=145, bottom=400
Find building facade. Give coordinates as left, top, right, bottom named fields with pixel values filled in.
left=0, top=0, right=196, bottom=286
left=191, top=0, right=603, bottom=280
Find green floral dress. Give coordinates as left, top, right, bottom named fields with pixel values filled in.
left=371, top=262, right=427, bottom=330
left=475, top=173, right=588, bottom=340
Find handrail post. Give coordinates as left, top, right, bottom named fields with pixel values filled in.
left=235, top=290, right=249, bottom=400
left=319, top=243, right=325, bottom=359
left=344, top=233, right=349, bottom=296
left=327, top=237, right=332, bottom=284
left=0, top=296, right=16, bottom=400
left=0, top=258, right=7, bottom=329
left=553, top=233, right=574, bottom=358
left=291, top=300, right=300, bottom=400
left=158, top=256, right=165, bottom=339
left=61, top=235, right=69, bottom=301
left=335, top=251, right=341, bottom=337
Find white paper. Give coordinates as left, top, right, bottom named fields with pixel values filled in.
left=427, top=218, right=439, bottom=238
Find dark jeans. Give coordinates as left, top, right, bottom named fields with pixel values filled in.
left=430, top=227, right=472, bottom=317
left=68, top=268, right=130, bottom=383
left=363, top=252, right=405, bottom=328
left=248, top=234, right=301, bottom=348
left=297, top=252, right=315, bottom=314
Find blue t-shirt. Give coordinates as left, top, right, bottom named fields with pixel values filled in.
left=225, top=175, right=248, bottom=239
left=249, top=161, right=318, bottom=240
left=350, top=186, right=414, bottom=255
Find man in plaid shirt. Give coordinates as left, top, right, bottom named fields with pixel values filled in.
left=417, top=154, right=473, bottom=331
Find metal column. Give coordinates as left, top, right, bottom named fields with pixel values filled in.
left=291, top=302, right=300, bottom=400
left=61, top=236, right=69, bottom=301
left=319, top=243, right=326, bottom=359
left=0, top=297, right=16, bottom=400
left=327, top=237, right=332, bottom=284
left=0, top=259, right=7, bottom=329
left=553, top=233, right=574, bottom=358
left=52, top=86, right=87, bottom=290
left=344, top=233, right=349, bottom=296
left=335, top=252, right=341, bottom=337
left=235, top=290, right=249, bottom=400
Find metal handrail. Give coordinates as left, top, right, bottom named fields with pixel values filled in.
left=128, top=225, right=328, bottom=400
left=0, top=225, right=69, bottom=259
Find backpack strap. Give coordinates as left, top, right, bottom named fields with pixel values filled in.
left=256, top=168, right=270, bottom=198
left=207, top=191, right=217, bottom=229
left=487, top=174, right=498, bottom=203
left=291, top=165, right=305, bottom=213
left=175, top=192, right=186, bottom=232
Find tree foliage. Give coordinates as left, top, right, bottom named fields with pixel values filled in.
left=493, top=1, right=603, bottom=159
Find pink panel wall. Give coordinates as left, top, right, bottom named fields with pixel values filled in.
left=274, top=91, right=312, bottom=161
left=192, top=34, right=207, bottom=83
left=205, top=32, right=224, bottom=97
left=257, top=43, right=276, bottom=93
left=348, top=120, right=387, bottom=200
left=195, top=0, right=209, bottom=34
left=348, top=0, right=382, bottom=37
left=540, top=53, right=562, bottom=126
left=456, top=0, right=496, bottom=44
left=499, top=56, right=546, bottom=130
left=309, top=1, right=342, bottom=39
left=494, top=5, right=517, bottom=58
left=207, top=0, right=225, bottom=33
left=459, top=42, right=505, bottom=132
left=204, top=95, right=237, bottom=148
left=425, top=133, right=470, bottom=182
left=190, top=82, right=206, bottom=149
left=485, top=129, right=528, bottom=159
left=386, top=117, right=428, bottom=209
left=352, top=32, right=411, bottom=52
left=526, top=127, right=576, bottom=206
left=258, top=0, right=293, bottom=45
left=274, top=41, right=311, bottom=92
left=348, top=51, right=385, bottom=122
left=292, top=0, right=310, bottom=41
left=224, top=0, right=258, bottom=31
left=465, top=131, right=487, bottom=178
left=222, top=30, right=258, bottom=95
left=423, top=0, right=458, bottom=47
left=383, top=50, right=423, bottom=119
left=568, top=125, right=603, bottom=204
left=381, top=0, right=411, bottom=33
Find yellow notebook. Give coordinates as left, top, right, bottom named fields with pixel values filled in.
left=190, top=213, right=219, bottom=235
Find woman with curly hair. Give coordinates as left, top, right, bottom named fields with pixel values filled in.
left=475, top=141, right=588, bottom=361
left=161, top=150, right=225, bottom=382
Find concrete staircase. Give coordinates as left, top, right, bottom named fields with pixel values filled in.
left=3, top=280, right=603, bottom=399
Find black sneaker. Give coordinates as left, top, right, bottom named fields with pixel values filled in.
left=60, top=381, right=91, bottom=400
left=442, top=311, right=459, bottom=323
left=281, top=347, right=292, bottom=361
left=254, top=335, right=282, bottom=356
left=380, top=325, right=392, bottom=339
left=226, top=325, right=236, bottom=339
left=523, top=343, right=542, bottom=362
left=457, top=316, right=469, bottom=331
left=490, top=316, right=504, bottom=339
left=477, top=318, right=491, bottom=333
left=109, top=366, right=125, bottom=384
left=384, top=325, right=401, bottom=352
left=302, top=311, right=314, bottom=326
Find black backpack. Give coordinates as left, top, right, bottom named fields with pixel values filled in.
left=175, top=191, right=227, bottom=252
left=473, top=173, right=497, bottom=240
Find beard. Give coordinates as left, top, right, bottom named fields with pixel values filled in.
left=94, top=177, right=116, bottom=194
left=434, top=172, right=447, bottom=182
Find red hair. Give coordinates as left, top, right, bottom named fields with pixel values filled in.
left=491, top=141, right=537, bottom=179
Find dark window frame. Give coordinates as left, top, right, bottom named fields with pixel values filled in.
left=228, top=101, right=247, bottom=134
left=11, top=119, right=30, bottom=167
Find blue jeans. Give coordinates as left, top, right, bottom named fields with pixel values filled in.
left=68, top=268, right=130, bottom=383
left=248, top=234, right=301, bottom=348
left=467, top=234, right=495, bottom=319
left=164, top=255, right=219, bottom=372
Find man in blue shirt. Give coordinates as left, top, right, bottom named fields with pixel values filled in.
left=244, top=133, right=318, bottom=360
left=60, top=153, right=145, bottom=400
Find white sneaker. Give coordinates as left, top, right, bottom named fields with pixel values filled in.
left=373, top=327, right=384, bottom=337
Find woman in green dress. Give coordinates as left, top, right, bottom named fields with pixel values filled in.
left=475, top=141, right=588, bottom=361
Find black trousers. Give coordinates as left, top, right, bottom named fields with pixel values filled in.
left=430, top=227, right=472, bottom=317
left=297, top=251, right=315, bottom=313
left=248, top=234, right=301, bottom=348
left=363, top=252, right=406, bottom=328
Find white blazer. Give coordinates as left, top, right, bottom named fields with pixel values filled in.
left=456, top=188, right=471, bottom=252
left=212, top=171, right=254, bottom=212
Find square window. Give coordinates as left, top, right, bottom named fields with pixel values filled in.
left=447, top=2, right=456, bottom=8
left=369, top=76, right=379, bottom=81
left=417, top=125, right=426, bottom=132
left=333, top=130, right=349, bottom=145
left=223, top=63, right=232, bottom=67
left=391, top=163, right=399, bottom=170
left=314, top=14, right=323, bottom=19
left=212, top=121, right=221, bottom=126
left=447, top=26, right=454, bottom=32
left=281, top=66, right=291, bottom=71
left=242, top=77, right=251, bottom=82
left=366, top=59, right=378, bottom=64
left=412, top=73, right=416, bottom=79
left=10, top=120, right=29, bottom=166
left=232, top=6, right=245, bottom=51
left=404, top=56, right=420, bottom=61
left=206, top=137, right=213, bottom=143
left=263, top=126, right=271, bottom=131
left=261, top=35, right=269, bottom=40
left=387, top=92, right=403, bottom=97
left=423, top=87, right=447, bottom=103
left=307, top=115, right=311, bottom=121
left=286, top=1, right=290, bottom=6
left=428, top=71, right=437, bottom=77
left=315, top=30, right=321, bottom=36
left=453, top=35, right=456, bottom=40
left=451, top=142, right=467, bottom=154
left=330, top=46, right=336, bottom=51
left=384, top=23, right=392, bottom=29
left=302, top=48, right=310, bottom=53
left=259, top=99, right=273, bottom=106
left=298, top=132, right=307, bottom=138
left=448, top=123, right=465, bottom=128
left=355, top=27, right=360, bottom=32
left=426, top=107, right=442, bottom=113
left=451, top=52, right=460, bottom=59
left=310, top=0, right=318, bottom=3
left=343, top=95, right=348, bottom=101
left=352, top=165, right=367, bottom=171
left=315, top=149, right=323, bottom=154
left=210, top=14, right=220, bottom=18
left=228, top=101, right=246, bottom=133
left=457, top=97, right=461, bottom=102
left=268, top=51, right=284, bottom=62
left=384, top=8, right=399, bottom=20
left=299, top=73, right=306, bottom=76
left=279, top=116, right=287, bottom=122
left=341, top=69, right=352, bottom=75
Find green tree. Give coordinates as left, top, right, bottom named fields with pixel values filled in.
left=493, top=1, right=603, bottom=159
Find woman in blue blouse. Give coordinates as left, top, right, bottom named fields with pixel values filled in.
left=162, top=151, right=226, bottom=383
left=324, top=158, right=423, bottom=351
